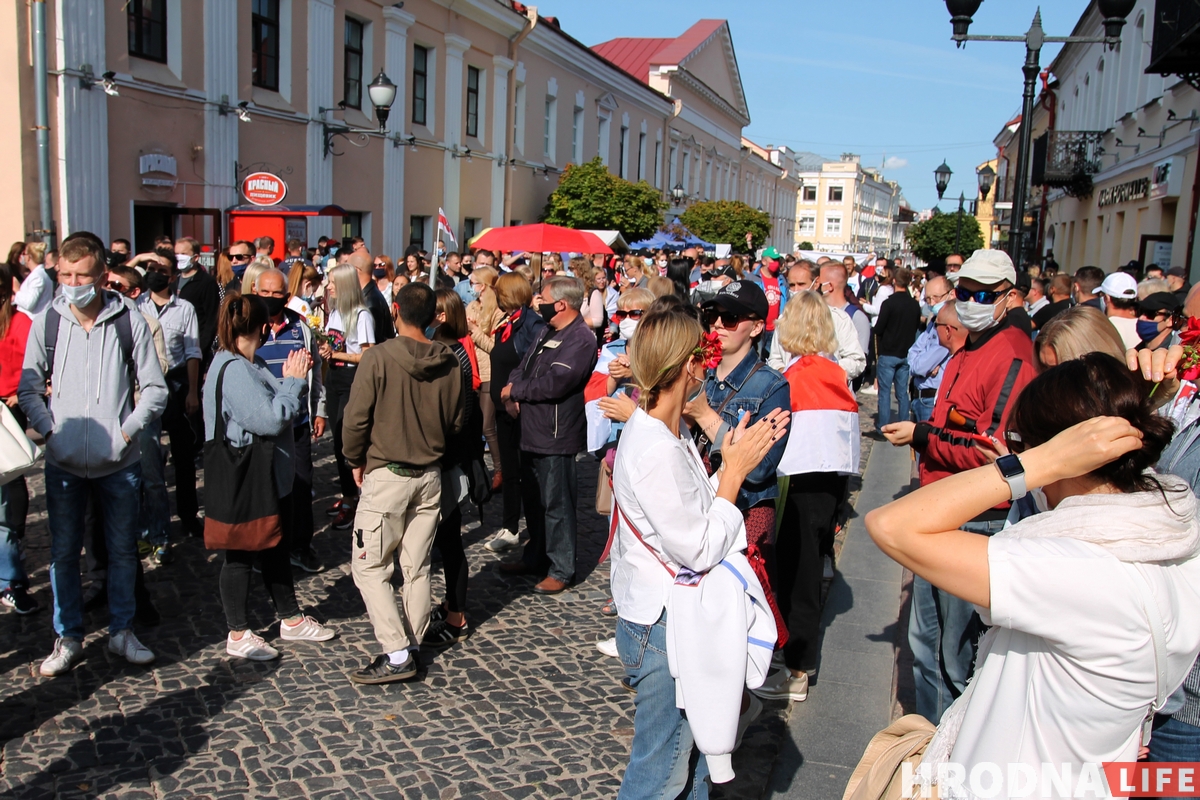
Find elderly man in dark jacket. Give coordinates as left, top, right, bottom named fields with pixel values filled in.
left=499, top=277, right=598, bottom=594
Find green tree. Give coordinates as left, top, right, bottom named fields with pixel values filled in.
left=904, top=211, right=984, bottom=262
left=540, top=157, right=667, bottom=242
left=797, top=241, right=814, bottom=250
left=679, top=200, right=771, bottom=250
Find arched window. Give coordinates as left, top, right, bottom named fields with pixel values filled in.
left=1135, top=14, right=1151, bottom=109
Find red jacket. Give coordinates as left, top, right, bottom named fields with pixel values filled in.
left=914, top=320, right=1035, bottom=508
left=0, top=311, right=31, bottom=398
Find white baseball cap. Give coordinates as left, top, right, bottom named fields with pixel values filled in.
left=951, top=249, right=1017, bottom=287
left=1093, top=271, right=1138, bottom=299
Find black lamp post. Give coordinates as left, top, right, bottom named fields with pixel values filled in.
left=367, top=69, right=397, bottom=132
left=671, top=182, right=686, bottom=206
left=944, top=0, right=1134, bottom=269
left=934, top=161, right=952, bottom=201
left=977, top=163, right=996, bottom=201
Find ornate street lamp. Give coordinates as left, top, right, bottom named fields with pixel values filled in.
left=671, top=183, right=686, bottom=205
left=977, top=163, right=996, bottom=201
left=934, top=161, right=953, bottom=201
left=367, top=69, right=397, bottom=132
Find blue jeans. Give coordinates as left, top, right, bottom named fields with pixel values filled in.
left=912, top=394, right=936, bottom=424
left=876, top=355, right=910, bottom=429
left=138, top=418, right=169, bottom=546
left=520, top=453, right=578, bottom=583
left=0, top=483, right=26, bottom=592
left=46, top=462, right=142, bottom=639
left=909, top=518, right=1004, bottom=723
left=1150, top=715, right=1200, bottom=799
left=617, top=613, right=710, bottom=800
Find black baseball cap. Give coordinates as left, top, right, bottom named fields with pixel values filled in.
left=1140, top=291, right=1181, bottom=316
left=702, top=280, right=769, bottom=320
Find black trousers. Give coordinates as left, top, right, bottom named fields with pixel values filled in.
left=219, top=492, right=300, bottom=631
left=777, top=473, right=846, bottom=673
left=163, top=376, right=199, bottom=527
left=433, top=504, right=468, bottom=613
left=324, top=366, right=358, bottom=501
left=290, top=423, right=315, bottom=556
left=494, top=410, right=523, bottom=533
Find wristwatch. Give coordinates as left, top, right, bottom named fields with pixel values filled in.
left=995, top=453, right=1027, bottom=501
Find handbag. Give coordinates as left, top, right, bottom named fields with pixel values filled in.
left=202, top=361, right=283, bottom=552
left=841, top=715, right=937, bottom=800
left=0, top=403, right=40, bottom=486
left=595, top=458, right=613, bottom=517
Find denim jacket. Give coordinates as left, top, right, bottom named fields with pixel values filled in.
left=702, top=349, right=791, bottom=511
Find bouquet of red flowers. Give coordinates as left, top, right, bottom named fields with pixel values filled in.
left=694, top=330, right=723, bottom=369
left=1176, top=317, right=1200, bottom=382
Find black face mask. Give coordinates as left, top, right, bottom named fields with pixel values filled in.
left=261, top=295, right=287, bottom=317
left=537, top=302, right=559, bottom=323
left=144, top=270, right=171, bottom=293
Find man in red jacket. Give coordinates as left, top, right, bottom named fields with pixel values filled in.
left=881, top=248, right=1035, bottom=723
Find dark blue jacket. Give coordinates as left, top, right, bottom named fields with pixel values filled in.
left=509, top=314, right=598, bottom=455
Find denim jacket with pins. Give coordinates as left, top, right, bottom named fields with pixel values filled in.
left=701, top=349, right=791, bottom=511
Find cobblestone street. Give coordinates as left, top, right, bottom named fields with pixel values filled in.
left=0, top=396, right=877, bottom=799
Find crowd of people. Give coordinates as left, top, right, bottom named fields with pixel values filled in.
left=5, top=227, right=1200, bottom=797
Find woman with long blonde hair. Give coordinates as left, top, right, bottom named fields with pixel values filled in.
left=466, top=265, right=503, bottom=485
left=241, top=256, right=274, bottom=296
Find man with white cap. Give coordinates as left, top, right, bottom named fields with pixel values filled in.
left=879, top=248, right=1036, bottom=723
left=1094, top=271, right=1142, bottom=350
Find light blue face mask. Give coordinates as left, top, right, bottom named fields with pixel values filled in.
left=424, top=324, right=439, bottom=340
left=62, top=282, right=97, bottom=308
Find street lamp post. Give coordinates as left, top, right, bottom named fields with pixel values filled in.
left=944, top=0, right=1135, bottom=269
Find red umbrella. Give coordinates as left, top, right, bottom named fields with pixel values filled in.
left=470, top=223, right=613, bottom=255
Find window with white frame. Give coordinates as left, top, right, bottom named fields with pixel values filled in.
left=571, top=106, right=583, bottom=163
left=654, top=140, right=662, bottom=187
left=618, top=125, right=628, bottom=178
left=544, top=95, right=557, bottom=159
left=597, top=112, right=610, bottom=166
left=825, top=214, right=842, bottom=236
left=799, top=215, right=816, bottom=235
left=466, top=66, right=480, bottom=138
left=513, top=81, right=526, bottom=155
left=412, top=45, right=429, bottom=126
left=802, top=185, right=816, bottom=202
left=637, top=132, right=646, bottom=181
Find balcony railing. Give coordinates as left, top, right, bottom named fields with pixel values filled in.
left=1032, top=131, right=1105, bottom=198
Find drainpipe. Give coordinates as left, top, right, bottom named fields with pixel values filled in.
left=501, top=6, right=537, bottom=229
left=32, top=0, right=55, bottom=249
left=1186, top=129, right=1200, bottom=276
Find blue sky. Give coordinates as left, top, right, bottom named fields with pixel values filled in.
left=539, top=0, right=1086, bottom=212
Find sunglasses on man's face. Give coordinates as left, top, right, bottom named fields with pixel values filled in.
left=106, top=280, right=131, bottom=295
left=612, top=309, right=645, bottom=321
left=954, top=286, right=1008, bottom=305
left=230, top=253, right=252, bottom=262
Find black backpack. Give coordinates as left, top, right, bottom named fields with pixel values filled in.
left=44, top=304, right=136, bottom=388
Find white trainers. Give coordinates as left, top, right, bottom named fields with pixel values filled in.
left=735, top=692, right=764, bottom=751
left=823, top=555, right=835, bottom=580
left=39, top=636, right=84, bottom=677
left=596, top=637, right=619, bottom=658
left=109, top=629, right=155, bottom=665
left=226, top=631, right=280, bottom=661
left=279, top=615, right=335, bottom=642
left=484, top=528, right=520, bottom=553
left=751, top=668, right=809, bottom=702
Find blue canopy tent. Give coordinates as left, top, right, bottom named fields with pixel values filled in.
left=630, top=218, right=713, bottom=250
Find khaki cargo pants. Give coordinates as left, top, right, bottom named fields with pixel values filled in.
left=350, top=466, right=442, bottom=653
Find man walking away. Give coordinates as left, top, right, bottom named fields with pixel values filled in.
left=19, top=233, right=168, bottom=676
left=873, top=268, right=922, bottom=433
left=342, top=282, right=464, bottom=684
left=498, top=277, right=598, bottom=595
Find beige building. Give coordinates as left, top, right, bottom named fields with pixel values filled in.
left=974, top=157, right=1000, bottom=249
left=792, top=152, right=906, bottom=256
left=991, top=0, right=1199, bottom=274
left=0, top=3, right=796, bottom=255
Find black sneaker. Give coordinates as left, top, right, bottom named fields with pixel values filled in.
left=1, top=587, right=39, bottom=615
left=430, top=603, right=448, bottom=623
left=424, top=618, right=470, bottom=647
left=290, top=551, right=323, bottom=574
left=349, top=654, right=418, bottom=684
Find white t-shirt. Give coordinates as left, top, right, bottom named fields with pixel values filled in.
left=326, top=308, right=375, bottom=355
left=947, top=536, right=1200, bottom=795
left=1108, top=315, right=1142, bottom=352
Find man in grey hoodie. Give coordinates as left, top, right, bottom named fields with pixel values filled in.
left=18, top=232, right=168, bottom=678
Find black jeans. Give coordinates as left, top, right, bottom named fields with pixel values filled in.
left=163, top=373, right=199, bottom=527
left=290, top=423, right=315, bottom=556
left=324, top=366, right=358, bottom=501
left=494, top=410, right=523, bottom=533
left=519, top=452, right=578, bottom=583
left=219, top=493, right=301, bottom=631
left=433, top=503, right=468, bottom=613
left=777, top=473, right=846, bottom=673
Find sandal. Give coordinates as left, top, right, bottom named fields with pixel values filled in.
left=601, top=598, right=618, bottom=617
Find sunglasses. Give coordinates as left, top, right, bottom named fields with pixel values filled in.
left=702, top=309, right=752, bottom=329
left=955, top=286, right=1008, bottom=305
left=230, top=253, right=252, bottom=262
left=374, top=261, right=386, bottom=268
left=612, top=309, right=645, bottom=321
left=106, top=280, right=131, bottom=295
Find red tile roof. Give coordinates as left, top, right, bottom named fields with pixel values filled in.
left=592, top=20, right=727, bottom=85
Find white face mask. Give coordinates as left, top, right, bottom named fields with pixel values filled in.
left=957, top=298, right=1005, bottom=333
left=62, top=282, right=97, bottom=309
left=175, top=253, right=194, bottom=271
left=618, top=318, right=638, bottom=340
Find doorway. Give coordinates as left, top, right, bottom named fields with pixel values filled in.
left=132, top=204, right=176, bottom=253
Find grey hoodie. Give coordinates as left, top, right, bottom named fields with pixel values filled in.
left=19, top=291, right=169, bottom=478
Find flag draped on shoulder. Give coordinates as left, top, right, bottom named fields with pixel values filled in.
left=776, top=354, right=861, bottom=477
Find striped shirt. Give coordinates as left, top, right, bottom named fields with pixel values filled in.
left=259, top=313, right=310, bottom=425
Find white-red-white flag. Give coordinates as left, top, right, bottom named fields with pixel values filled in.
left=437, top=208, right=456, bottom=243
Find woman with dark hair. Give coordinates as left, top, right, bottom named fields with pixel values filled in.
left=205, top=295, right=335, bottom=660
left=0, top=262, right=36, bottom=613
left=666, top=258, right=693, bottom=303
left=866, top=353, right=1200, bottom=789
left=4, top=242, right=25, bottom=279
left=426, top=289, right=479, bottom=645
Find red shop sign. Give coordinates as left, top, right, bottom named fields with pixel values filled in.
left=241, top=171, right=288, bottom=206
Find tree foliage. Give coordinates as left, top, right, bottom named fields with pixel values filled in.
left=797, top=241, right=814, bottom=251
left=904, top=211, right=984, bottom=262
left=540, top=157, right=667, bottom=242
left=679, top=201, right=772, bottom=251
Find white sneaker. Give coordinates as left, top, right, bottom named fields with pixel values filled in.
left=735, top=692, right=764, bottom=751
left=39, top=636, right=84, bottom=677
left=751, top=668, right=809, bottom=702
left=279, top=615, right=336, bottom=642
left=227, top=631, right=280, bottom=661
left=484, top=528, right=520, bottom=553
left=861, top=385, right=878, bottom=396
left=109, top=629, right=155, bottom=665
left=596, top=637, right=619, bottom=658
left=823, top=555, right=835, bottom=580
